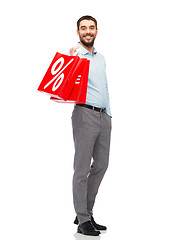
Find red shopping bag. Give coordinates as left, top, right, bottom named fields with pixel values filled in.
left=38, top=52, right=89, bottom=103
left=50, top=57, right=89, bottom=103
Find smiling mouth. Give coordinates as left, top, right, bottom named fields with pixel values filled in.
left=84, top=35, right=93, bottom=40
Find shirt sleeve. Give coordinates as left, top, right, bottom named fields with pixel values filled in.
left=105, top=79, right=112, bottom=117
left=104, top=58, right=112, bottom=117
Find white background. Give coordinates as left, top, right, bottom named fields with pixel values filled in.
left=0, top=0, right=174, bottom=239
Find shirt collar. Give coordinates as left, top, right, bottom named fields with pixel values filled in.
left=77, top=42, right=97, bottom=55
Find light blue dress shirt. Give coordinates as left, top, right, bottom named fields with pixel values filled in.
left=74, top=43, right=111, bottom=117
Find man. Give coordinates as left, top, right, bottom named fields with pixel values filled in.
left=70, top=15, right=112, bottom=236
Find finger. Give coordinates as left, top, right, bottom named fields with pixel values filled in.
left=69, top=46, right=79, bottom=51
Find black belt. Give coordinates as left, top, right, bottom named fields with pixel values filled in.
left=76, top=104, right=106, bottom=112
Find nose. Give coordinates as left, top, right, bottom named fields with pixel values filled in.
left=86, top=28, right=90, bottom=34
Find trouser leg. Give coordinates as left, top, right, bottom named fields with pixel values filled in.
left=87, top=112, right=112, bottom=215
left=72, top=106, right=100, bottom=224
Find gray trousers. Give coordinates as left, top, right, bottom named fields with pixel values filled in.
left=71, top=105, right=112, bottom=224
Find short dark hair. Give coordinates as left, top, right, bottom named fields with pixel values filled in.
left=77, top=15, right=97, bottom=30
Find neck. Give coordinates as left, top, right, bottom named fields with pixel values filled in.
left=79, top=42, right=94, bottom=55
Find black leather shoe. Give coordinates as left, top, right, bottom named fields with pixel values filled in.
left=91, top=216, right=107, bottom=231
left=77, top=221, right=100, bottom=236
left=74, top=216, right=107, bottom=231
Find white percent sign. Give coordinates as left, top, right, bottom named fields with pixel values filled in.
left=44, top=57, right=74, bottom=91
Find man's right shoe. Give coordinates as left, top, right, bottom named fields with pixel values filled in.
left=77, top=221, right=101, bottom=236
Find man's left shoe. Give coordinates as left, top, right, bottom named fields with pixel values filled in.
left=74, top=216, right=107, bottom=231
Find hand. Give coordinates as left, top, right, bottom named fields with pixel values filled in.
left=69, top=47, right=80, bottom=56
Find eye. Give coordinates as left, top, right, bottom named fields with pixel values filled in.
left=90, top=26, right=95, bottom=30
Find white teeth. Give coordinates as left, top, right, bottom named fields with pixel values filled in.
left=85, top=36, right=91, bottom=39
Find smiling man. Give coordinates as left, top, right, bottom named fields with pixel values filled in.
left=78, top=18, right=96, bottom=49
left=70, top=15, right=112, bottom=236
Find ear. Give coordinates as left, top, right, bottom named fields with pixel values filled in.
left=76, top=30, right=79, bottom=36
left=96, top=29, right=98, bottom=36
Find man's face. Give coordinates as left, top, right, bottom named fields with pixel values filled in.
left=77, top=20, right=98, bottom=47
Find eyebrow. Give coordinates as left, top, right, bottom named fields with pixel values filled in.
left=80, top=25, right=95, bottom=28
